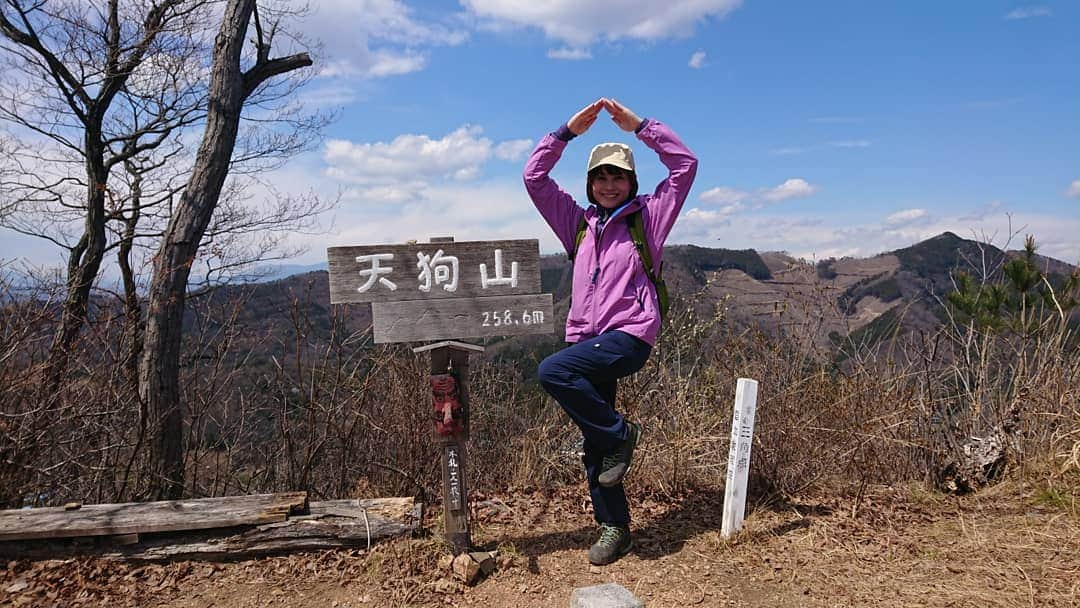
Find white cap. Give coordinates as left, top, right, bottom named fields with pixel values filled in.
left=586, top=142, right=635, bottom=173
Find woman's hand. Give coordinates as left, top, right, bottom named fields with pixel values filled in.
left=567, top=99, right=605, bottom=135
left=604, top=98, right=643, bottom=132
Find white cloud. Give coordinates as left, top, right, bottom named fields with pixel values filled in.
left=452, top=166, right=480, bottom=181
left=547, top=47, right=592, bottom=60
left=303, top=0, right=467, bottom=79
left=676, top=207, right=733, bottom=239
left=324, top=126, right=528, bottom=186
left=689, top=50, right=707, bottom=69
left=318, top=0, right=468, bottom=45
left=687, top=179, right=815, bottom=238
left=344, top=183, right=427, bottom=204
left=671, top=210, right=830, bottom=251
left=696, top=179, right=816, bottom=214
left=1066, top=180, right=1080, bottom=198
left=324, top=180, right=564, bottom=252
left=885, top=208, right=929, bottom=227
left=319, top=49, right=426, bottom=79
left=684, top=208, right=731, bottom=223
left=1005, top=6, right=1052, bottom=20
left=760, top=178, right=818, bottom=204
left=699, top=186, right=747, bottom=205
left=495, top=139, right=534, bottom=161
left=830, top=140, right=871, bottom=148
left=461, top=0, right=742, bottom=47
left=367, top=51, right=428, bottom=77
left=296, top=84, right=360, bottom=107
left=665, top=207, right=1080, bottom=265
left=717, top=203, right=744, bottom=216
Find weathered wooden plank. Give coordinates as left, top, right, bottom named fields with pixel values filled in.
left=327, top=239, right=541, bottom=304
left=371, top=293, right=554, bottom=343
left=0, top=498, right=420, bottom=562
left=308, top=497, right=417, bottom=520
left=0, top=492, right=308, bottom=541
left=104, top=498, right=420, bottom=561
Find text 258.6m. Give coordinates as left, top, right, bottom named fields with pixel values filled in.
left=481, top=310, right=546, bottom=327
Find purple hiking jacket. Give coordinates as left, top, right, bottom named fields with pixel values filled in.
left=523, top=119, right=698, bottom=346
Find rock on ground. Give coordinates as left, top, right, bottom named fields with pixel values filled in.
left=570, top=583, right=644, bottom=608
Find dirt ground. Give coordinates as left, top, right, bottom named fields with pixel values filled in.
left=3, top=481, right=1078, bottom=607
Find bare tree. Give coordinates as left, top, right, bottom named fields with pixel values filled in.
left=139, top=0, right=313, bottom=498
left=0, top=0, right=212, bottom=389
left=101, top=147, right=330, bottom=391
left=0, top=0, right=327, bottom=392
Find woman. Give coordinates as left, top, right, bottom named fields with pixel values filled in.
left=523, top=98, right=698, bottom=565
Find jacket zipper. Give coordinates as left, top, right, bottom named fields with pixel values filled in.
left=591, top=219, right=602, bottom=336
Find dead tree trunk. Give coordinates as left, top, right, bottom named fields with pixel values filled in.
left=138, top=0, right=311, bottom=499
left=42, top=150, right=108, bottom=393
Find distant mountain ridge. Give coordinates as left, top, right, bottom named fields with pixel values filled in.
left=254, top=261, right=329, bottom=283
left=210, top=232, right=1076, bottom=364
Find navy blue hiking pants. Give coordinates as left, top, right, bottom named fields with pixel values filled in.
left=537, top=330, right=651, bottom=525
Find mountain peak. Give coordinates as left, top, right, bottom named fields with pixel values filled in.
left=930, top=231, right=962, bottom=242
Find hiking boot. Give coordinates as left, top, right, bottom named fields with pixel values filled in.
left=588, top=523, right=632, bottom=565
left=597, top=421, right=641, bottom=488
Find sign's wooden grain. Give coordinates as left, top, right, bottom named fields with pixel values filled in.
left=0, top=493, right=308, bottom=542
left=371, top=293, right=554, bottom=343
left=328, top=239, right=541, bottom=304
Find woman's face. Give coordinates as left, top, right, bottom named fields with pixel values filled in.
left=590, top=168, right=631, bottom=209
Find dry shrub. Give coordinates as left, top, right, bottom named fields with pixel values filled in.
left=615, top=289, right=929, bottom=500
left=183, top=282, right=577, bottom=502
left=0, top=268, right=149, bottom=507
left=2, top=257, right=1076, bottom=508
left=610, top=278, right=1076, bottom=501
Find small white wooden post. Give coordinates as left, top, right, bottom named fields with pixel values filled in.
left=722, top=378, right=758, bottom=538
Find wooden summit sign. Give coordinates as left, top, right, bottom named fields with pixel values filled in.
left=328, top=237, right=554, bottom=554
left=327, top=238, right=554, bottom=343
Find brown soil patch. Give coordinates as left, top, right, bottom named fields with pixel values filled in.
left=3, top=482, right=1078, bottom=607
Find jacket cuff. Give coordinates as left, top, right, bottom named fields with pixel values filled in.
left=554, top=123, right=577, bottom=141
left=634, top=118, right=650, bottom=134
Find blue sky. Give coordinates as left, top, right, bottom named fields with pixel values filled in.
left=4, top=0, right=1079, bottom=272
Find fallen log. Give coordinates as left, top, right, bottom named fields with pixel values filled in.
left=0, top=497, right=421, bottom=561
left=0, top=492, right=309, bottom=541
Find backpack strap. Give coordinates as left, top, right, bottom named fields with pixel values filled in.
left=627, top=211, right=669, bottom=319
left=569, top=215, right=588, bottom=262
left=626, top=211, right=655, bottom=284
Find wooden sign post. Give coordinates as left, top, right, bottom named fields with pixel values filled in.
left=722, top=378, right=759, bottom=539
left=412, top=340, right=482, bottom=553
left=327, top=237, right=554, bottom=554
